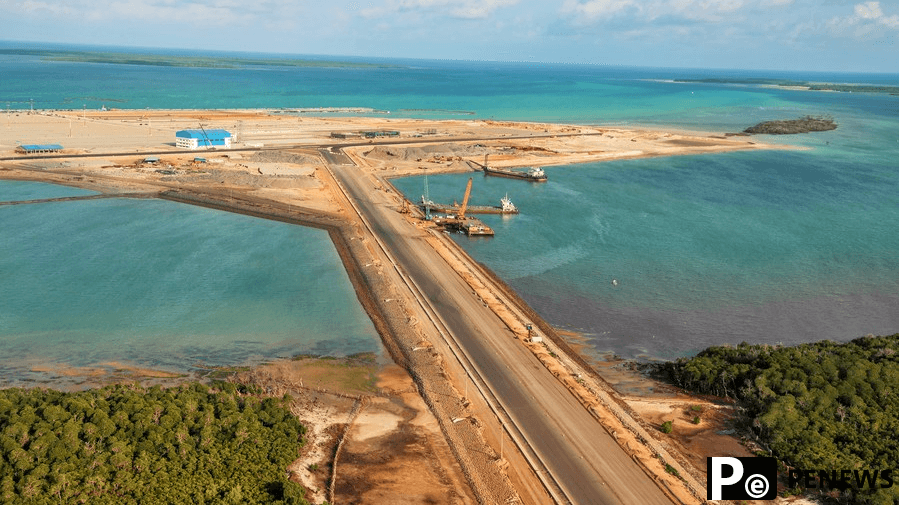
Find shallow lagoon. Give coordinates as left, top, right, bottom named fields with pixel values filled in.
left=0, top=183, right=381, bottom=386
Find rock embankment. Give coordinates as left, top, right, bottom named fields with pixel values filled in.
left=744, top=116, right=837, bottom=134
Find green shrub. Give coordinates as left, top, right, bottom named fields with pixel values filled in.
left=657, top=334, right=899, bottom=502
left=0, top=384, right=308, bottom=504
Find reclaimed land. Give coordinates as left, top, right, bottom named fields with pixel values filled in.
left=655, top=334, right=899, bottom=504
left=0, top=111, right=803, bottom=505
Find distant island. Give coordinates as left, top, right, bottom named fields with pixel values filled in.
left=0, top=48, right=397, bottom=70
left=744, top=116, right=837, bottom=135
left=673, top=77, right=899, bottom=95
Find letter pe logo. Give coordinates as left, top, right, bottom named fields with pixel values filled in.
left=708, top=457, right=778, bottom=500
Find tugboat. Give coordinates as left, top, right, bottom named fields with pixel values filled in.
left=500, top=193, right=517, bottom=213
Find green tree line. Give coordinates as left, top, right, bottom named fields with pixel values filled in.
left=0, top=382, right=309, bottom=504
left=658, top=334, right=899, bottom=503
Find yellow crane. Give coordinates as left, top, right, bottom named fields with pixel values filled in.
left=458, top=177, right=473, bottom=219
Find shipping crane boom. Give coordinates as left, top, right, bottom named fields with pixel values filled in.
left=459, top=177, right=473, bottom=219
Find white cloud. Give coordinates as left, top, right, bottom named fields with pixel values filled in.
left=562, top=0, right=639, bottom=21
left=19, top=0, right=75, bottom=15
left=854, top=1, right=883, bottom=20
left=7, top=0, right=284, bottom=25
left=829, top=1, right=899, bottom=35
left=363, top=0, right=519, bottom=20
left=666, top=0, right=744, bottom=22
left=562, top=0, right=746, bottom=25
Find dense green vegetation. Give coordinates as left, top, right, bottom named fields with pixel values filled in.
left=744, top=116, right=837, bottom=134
left=674, top=77, right=899, bottom=95
left=0, top=48, right=396, bottom=69
left=0, top=382, right=308, bottom=504
left=658, top=334, right=899, bottom=502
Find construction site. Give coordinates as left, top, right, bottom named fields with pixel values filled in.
left=424, top=177, right=495, bottom=236
left=0, top=109, right=790, bottom=505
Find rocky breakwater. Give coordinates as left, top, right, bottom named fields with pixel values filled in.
left=744, top=116, right=837, bottom=134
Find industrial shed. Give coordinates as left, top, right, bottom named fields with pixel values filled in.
left=175, top=129, right=232, bottom=149
left=16, top=144, right=64, bottom=154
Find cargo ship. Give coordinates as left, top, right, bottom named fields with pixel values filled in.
left=483, top=165, right=547, bottom=182
left=474, top=155, right=547, bottom=182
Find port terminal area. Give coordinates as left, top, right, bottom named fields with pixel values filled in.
left=1, top=109, right=789, bottom=505
left=0, top=108, right=784, bottom=173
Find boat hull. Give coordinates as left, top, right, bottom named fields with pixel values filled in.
left=482, top=166, right=547, bottom=182
left=422, top=203, right=518, bottom=215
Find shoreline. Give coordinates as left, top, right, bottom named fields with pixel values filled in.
left=1, top=111, right=801, bottom=504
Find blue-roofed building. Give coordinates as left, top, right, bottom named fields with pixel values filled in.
left=175, top=129, right=232, bottom=149
left=16, top=144, right=64, bottom=154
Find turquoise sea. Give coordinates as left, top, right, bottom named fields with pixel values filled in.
left=0, top=182, right=380, bottom=385
left=1, top=43, right=898, bottom=373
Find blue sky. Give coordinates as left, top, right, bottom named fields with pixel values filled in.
left=2, top=0, right=898, bottom=72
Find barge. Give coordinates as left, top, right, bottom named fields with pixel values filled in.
left=483, top=165, right=547, bottom=182
left=426, top=177, right=495, bottom=236
left=475, top=154, right=547, bottom=182
left=421, top=194, right=518, bottom=215
left=432, top=215, right=495, bottom=236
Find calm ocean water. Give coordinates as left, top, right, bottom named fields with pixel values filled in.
left=0, top=186, right=380, bottom=385
left=2, top=43, right=898, bottom=368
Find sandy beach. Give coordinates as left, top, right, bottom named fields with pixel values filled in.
left=0, top=109, right=790, bottom=504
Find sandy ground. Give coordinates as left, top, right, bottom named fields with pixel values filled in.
left=227, top=359, right=477, bottom=505
left=1, top=108, right=789, bottom=161
left=1, top=110, right=802, bottom=504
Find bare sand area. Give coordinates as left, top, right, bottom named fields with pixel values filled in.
left=2, top=107, right=788, bottom=161
left=1, top=110, right=799, bottom=504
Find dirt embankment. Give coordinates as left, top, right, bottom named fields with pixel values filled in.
left=364, top=142, right=514, bottom=162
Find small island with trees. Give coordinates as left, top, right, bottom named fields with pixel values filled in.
left=744, top=116, right=837, bottom=135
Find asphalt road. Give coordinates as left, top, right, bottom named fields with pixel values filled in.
left=0, top=131, right=601, bottom=162
left=329, top=162, right=673, bottom=505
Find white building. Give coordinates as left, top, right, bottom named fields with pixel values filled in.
left=175, top=129, right=232, bottom=149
